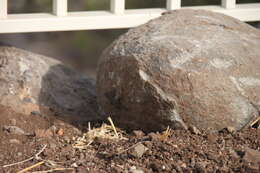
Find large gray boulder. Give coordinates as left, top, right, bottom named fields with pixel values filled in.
left=0, top=45, right=102, bottom=124
left=97, top=9, right=260, bottom=132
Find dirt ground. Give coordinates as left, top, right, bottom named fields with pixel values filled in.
left=0, top=105, right=259, bottom=173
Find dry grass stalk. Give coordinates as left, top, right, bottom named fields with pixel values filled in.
left=31, top=167, right=74, bottom=173
left=250, top=116, right=260, bottom=127
left=107, top=116, right=119, bottom=138
left=17, top=161, right=45, bottom=173
left=73, top=118, right=127, bottom=149
left=2, top=144, right=47, bottom=168
left=161, top=126, right=171, bottom=142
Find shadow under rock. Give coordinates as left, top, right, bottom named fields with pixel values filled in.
left=38, top=64, right=104, bottom=130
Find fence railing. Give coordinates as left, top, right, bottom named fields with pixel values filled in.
left=0, top=0, right=259, bottom=33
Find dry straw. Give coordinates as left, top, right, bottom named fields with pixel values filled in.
left=73, top=116, right=127, bottom=149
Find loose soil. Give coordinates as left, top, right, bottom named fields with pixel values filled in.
left=0, top=105, right=259, bottom=173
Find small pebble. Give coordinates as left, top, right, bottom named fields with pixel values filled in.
left=148, top=132, right=161, bottom=141
left=129, top=166, right=144, bottom=173
left=49, top=125, right=57, bottom=133
left=133, top=130, right=145, bottom=138
left=71, top=163, right=78, bottom=168
left=3, top=125, right=28, bottom=135
left=189, top=125, right=201, bottom=135
left=49, top=142, right=57, bottom=150
left=79, top=153, right=85, bottom=160
left=226, top=126, right=236, bottom=133
left=64, top=136, right=70, bottom=143
left=9, top=139, right=21, bottom=144
left=243, top=147, right=260, bottom=164
left=130, top=143, right=148, bottom=158
left=143, top=141, right=153, bottom=149
left=207, top=133, right=218, bottom=143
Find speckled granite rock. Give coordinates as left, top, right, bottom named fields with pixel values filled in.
left=97, top=9, right=260, bottom=132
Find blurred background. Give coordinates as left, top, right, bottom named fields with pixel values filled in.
left=0, top=0, right=259, bottom=77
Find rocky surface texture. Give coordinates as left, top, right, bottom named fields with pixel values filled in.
left=0, top=45, right=102, bottom=125
left=97, top=9, right=260, bottom=132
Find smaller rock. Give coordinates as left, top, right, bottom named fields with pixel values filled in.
left=149, top=162, right=161, bottom=172
left=190, top=158, right=196, bottom=167
left=57, top=128, right=64, bottom=136
left=218, top=166, right=229, bottom=173
left=10, top=119, right=16, bottom=126
left=35, top=129, right=53, bottom=138
left=129, top=166, right=136, bottom=170
left=226, top=126, right=236, bottom=133
left=177, top=160, right=187, bottom=168
left=229, top=150, right=240, bottom=159
left=30, top=111, right=42, bottom=116
left=195, top=161, right=208, bottom=173
left=3, top=125, right=28, bottom=135
left=71, top=163, right=78, bottom=168
left=143, top=141, right=153, bottom=149
left=207, top=153, right=218, bottom=161
left=72, top=127, right=82, bottom=136
left=9, top=139, right=21, bottom=144
left=172, top=164, right=182, bottom=172
left=189, top=126, right=201, bottom=135
left=129, top=166, right=144, bottom=173
left=49, top=125, right=57, bottom=133
left=206, top=133, right=218, bottom=143
left=43, top=148, right=52, bottom=157
left=243, top=147, right=260, bottom=164
left=17, top=152, right=23, bottom=157
left=148, top=132, right=161, bottom=141
left=162, top=165, right=167, bottom=170
left=220, top=126, right=236, bottom=133
left=79, top=153, right=85, bottom=160
left=245, top=164, right=259, bottom=172
left=132, top=130, right=145, bottom=138
left=49, top=142, right=57, bottom=150
left=130, top=143, right=148, bottom=158
left=63, top=136, right=70, bottom=143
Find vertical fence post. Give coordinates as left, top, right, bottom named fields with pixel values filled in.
left=53, top=0, right=68, bottom=16
left=167, top=0, right=181, bottom=10
left=110, top=0, right=125, bottom=15
left=221, top=0, right=236, bottom=9
left=0, top=0, right=7, bottom=19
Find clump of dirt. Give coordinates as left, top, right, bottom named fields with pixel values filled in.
left=0, top=105, right=259, bottom=173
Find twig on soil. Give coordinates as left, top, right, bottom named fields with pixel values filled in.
left=250, top=116, right=260, bottom=127
left=31, top=167, right=74, bottom=173
left=2, top=144, right=47, bottom=168
left=241, top=116, right=260, bottom=130
left=17, top=161, right=45, bottom=173
left=117, top=142, right=143, bottom=155
left=108, top=116, right=119, bottom=138
left=88, top=122, right=91, bottom=131
left=43, top=160, right=59, bottom=168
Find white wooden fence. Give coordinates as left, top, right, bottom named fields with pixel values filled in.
left=0, top=0, right=259, bottom=33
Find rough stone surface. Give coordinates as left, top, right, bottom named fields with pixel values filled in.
left=243, top=147, right=260, bottom=164
left=130, top=143, right=148, bottom=158
left=0, top=45, right=102, bottom=124
left=97, top=9, right=260, bottom=132
left=3, top=125, right=28, bottom=135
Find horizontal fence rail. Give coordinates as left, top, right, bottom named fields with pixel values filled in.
left=0, top=0, right=259, bottom=33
